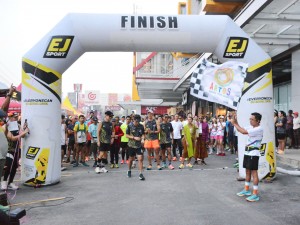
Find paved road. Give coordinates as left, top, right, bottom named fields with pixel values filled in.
left=6, top=153, right=300, bottom=225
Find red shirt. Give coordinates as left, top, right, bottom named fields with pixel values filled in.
left=113, top=125, right=124, bottom=145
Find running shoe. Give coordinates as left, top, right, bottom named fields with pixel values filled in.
left=147, top=165, right=152, bottom=170
left=100, top=167, right=108, bottom=173
left=172, top=157, right=177, bottom=161
left=168, top=164, right=175, bottom=170
left=187, top=163, right=193, bottom=168
left=95, top=167, right=101, bottom=174
left=85, top=156, right=89, bottom=162
left=162, top=162, right=167, bottom=168
left=1, top=181, right=7, bottom=190
left=121, top=160, right=124, bottom=164
left=81, top=162, right=89, bottom=167
left=179, top=157, right=183, bottom=161
left=236, top=189, right=252, bottom=197
left=65, top=158, right=70, bottom=163
left=110, top=164, right=114, bottom=169
left=127, top=170, right=131, bottom=178
left=139, top=173, right=145, bottom=181
left=157, top=165, right=162, bottom=170
left=71, top=160, right=76, bottom=164
left=179, top=164, right=185, bottom=169
left=246, top=194, right=260, bottom=202
left=126, top=160, right=129, bottom=164
left=8, top=183, right=19, bottom=190
left=73, top=162, right=79, bottom=167
left=115, top=164, right=119, bottom=168
left=93, top=162, right=97, bottom=167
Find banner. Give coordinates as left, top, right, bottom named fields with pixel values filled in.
left=85, top=90, right=100, bottom=105
left=190, top=59, right=248, bottom=110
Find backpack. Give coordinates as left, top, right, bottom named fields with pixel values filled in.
left=76, top=124, right=87, bottom=143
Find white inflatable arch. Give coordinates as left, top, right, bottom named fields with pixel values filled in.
left=22, top=14, right=275, bottom=185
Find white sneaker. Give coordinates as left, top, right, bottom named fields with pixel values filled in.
left=8, top=183, right=19, bottom=190
left=100, top=167, right=108, bottom=173
left=1, top=181, right=7, bottom=190
left=95, top=167, right=101, bottom=174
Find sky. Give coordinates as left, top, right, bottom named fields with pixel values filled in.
left=0, top=0, right=179, bottom=97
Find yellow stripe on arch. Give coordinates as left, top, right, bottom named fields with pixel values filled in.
left=248, top=58, right=271, bottom=73
left=22, top=69, right=45, bottom=95
left=254, top=70, right=273, bottom=94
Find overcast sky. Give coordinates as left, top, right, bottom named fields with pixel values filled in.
left=0, top=0, right=179, bottom=96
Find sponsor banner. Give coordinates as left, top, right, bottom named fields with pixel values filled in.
left=190, top=59, right=248, bottom=110
left=74, top=83, right=82, bottom=92
left=108, top=93, right=118, bottom=106
left=223, top=37, right=248, bottom=59
left=141, top=106, right=169, bottom=115
left=44, top=36, right=74, bottom=58
left=26, top=146, right=40, bottom=160
left=105, top=105, right=121, bottom=111
left=84, top=90, right=100, bottom=105
left=182, top=91, right=188, bottom=105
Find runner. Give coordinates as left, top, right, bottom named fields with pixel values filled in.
left=67, top=117, right=76, bottom=164
left=144, top=110, right=161, bottom=170
left=120, top=116, right=131, bottom=164
left=232, top=112, right=263, bottom=202
left=126, top=114, right=145, bottom=180
left=110, top=118, right=124, bottom=168
left=88, top=116, right=99, bottom=167
left=160, top=114, right=174, bottom=169
left=74, top=115, right=89, bottom=167
left=171, top=114, right=183, bottom=161
left=95, top=111, right=114, bottom=174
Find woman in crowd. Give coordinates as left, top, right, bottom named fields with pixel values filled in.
left=208, top=117, right=217, bottom=154
left=276, top=110, right=287, bottom=154
left=216, top=116, right=226, bottom=156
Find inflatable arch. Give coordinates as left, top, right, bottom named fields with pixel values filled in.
left=22, top=14, right=275, bottom=185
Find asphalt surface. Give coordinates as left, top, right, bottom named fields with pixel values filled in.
left=4, top=152, right=300, bottom=225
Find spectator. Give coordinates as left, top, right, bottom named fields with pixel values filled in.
left=286, top=110, right=294, bottom=148
left=293, top=112, right=300, bottom=149
left=276, top=111, right=287, bottom=154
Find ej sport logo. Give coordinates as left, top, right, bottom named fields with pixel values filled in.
left=26, top=146, right=40, bottom=160
left=223, top=37, right=248, bottom=59
left=44, top=36, right=74, bottom=58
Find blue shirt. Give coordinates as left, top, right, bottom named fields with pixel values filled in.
left=88, top=123, right=98, bottom=139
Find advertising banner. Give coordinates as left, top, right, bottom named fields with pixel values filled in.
left=190, top=59, right=248, bottom=110
left=85, top=90, right=100, bottom=105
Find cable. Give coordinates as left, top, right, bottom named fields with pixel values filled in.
left=25, top=197, right=74, bottom=212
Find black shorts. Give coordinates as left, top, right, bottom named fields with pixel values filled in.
left=277, top=133, right=286, bottom=140
left=120, top=142, right=128, bottom=149
left=61, top=145, right=66, bottom=154
left=128, top=147, right=143, bottom=157
left=86, top=140, right=91, bottom=147
left=68, top=139, right=75, bottom=147
left=91, top=143, right=98, bottom=155
left=243, top=155, right=259, bottom=170
left=160, top=143, right=172, bottom=149
left=99, top=142, right=110, bottom=152
left=77, top=142, right=86, bottom=147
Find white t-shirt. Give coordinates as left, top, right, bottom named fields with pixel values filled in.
left=245, top=126, right=263, bottom=156
left=216, top=122, right=226, bottom=136
left=171, top=120, right=183, bottom=139
left=209, top=123, right=217, bottom=136
left=293, top=117, right=300, bottom=130
left=61, top=124, right=66, bottom=145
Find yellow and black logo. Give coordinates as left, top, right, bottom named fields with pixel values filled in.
left=44, top=35, right=74, bottom=58
left=223, top=37, right=248, bottom=59
left=26, top=146, right=40, bottom=160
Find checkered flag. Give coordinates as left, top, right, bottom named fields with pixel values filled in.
left=190, top=59, right=247, bottom=110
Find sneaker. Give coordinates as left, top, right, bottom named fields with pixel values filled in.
left=85, top=156, right=89, bottom=162
left=8, top=183, right=19, bottom=190
left=121, top=160, right=124, bottom=164
left=187, top=163, right=193, bottom=168
left=110, top=164, right=114, bottom=169
left=147, top=165, right=152, bottom=170
left=179, top=157, right=183, bottom=161
left=246, top=194, right=260, bottom=202
left=100, top=167, right=108, bottom=173
left=1, top=181, right=8, bottom=190
left=208, top=150, right=213, bottom=155
left=236, top=189, right=252, bottom=197
left=115, top=164, right=119, bottom=168
left=162, top=162, right=167, bottom=168
left=172, top=157, right=177, bottom=161
left=157, top=165, right=162, bottom=170
left=93, top=162, right=97, bottom=167
left=168, top=164, right=175, bottom=170
left=127, top=170, right=131, bottom=178
left=70, top=160, right=76, bottom=164
left=179, top=164, right=184, bottom=169
left=65, top=158, right=70, bottom=163
left=95, top=167, right=101, bottom=174
left=126, top=160, right=129, bottom=164
left=61, top=167, right=67, bottom=171
left=73, top=162, right=79, bottom=167
left=139, top=173, right=145, bottom=181
left=81, top=162, right=89, bottom=167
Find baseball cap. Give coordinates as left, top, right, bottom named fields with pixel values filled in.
left=0, top=109, right=7, bottom=118
left=147, top=109, right=154, bottom=114
left=105, top=111, right=114, bottom=117
left=294, top=112, right=298, bottom=116
left=92, top=116, right=98, bottom=121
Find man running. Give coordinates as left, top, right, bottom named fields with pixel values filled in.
left=126, top=114, right=145, bottom=180
left=144, top=110, right=161, bottom=170
left=231, top=112, right=263, bottom=202
left=95, top=111, right=114, bottom=174
left=160, top=114, right=174, bottom=169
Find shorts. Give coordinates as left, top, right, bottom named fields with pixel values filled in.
left=61, top=145, right=67, bottom=155
left=86, top=140, right=91, bottom=147
left=277, top=133, right=286, bottom=140
left=216, top=135, right=224, bottom=140
left=90, top=142, right=98, bottom=155
left=120, top=142, right=128, bottom=149
left=99, top=142, right=110, bottom=152
left=243, top=155, right=259, bottom=170
left=77, top=142, right=86, bottom=147
left=128, top=147, right=143, bottom=157
left=68, top=139, right=75, bottom=148
left=144, top=139, right=160, bottom=149
left=160, top=143, right=171, bottom=149
left=210, top=135, right=216, bottom=140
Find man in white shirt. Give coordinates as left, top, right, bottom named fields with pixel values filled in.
left=293, top=112, right=300, bottom=149
left=231, top=112, right=263, bottom=202
left=171, top=114, right=183, bottom=161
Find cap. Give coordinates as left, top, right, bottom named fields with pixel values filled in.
left=0, top=109, right=7, bottom=118
left=294, top=112, right=298, bottom=116
left=92, top=116, right=98, bottom=121
left=147, top=109, right=154, bottom=114
left=105, top=111, right=114, bottom=117
left=133, top=114, right=141, bottom=122
left=111, top=118, right=116, bottom=122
